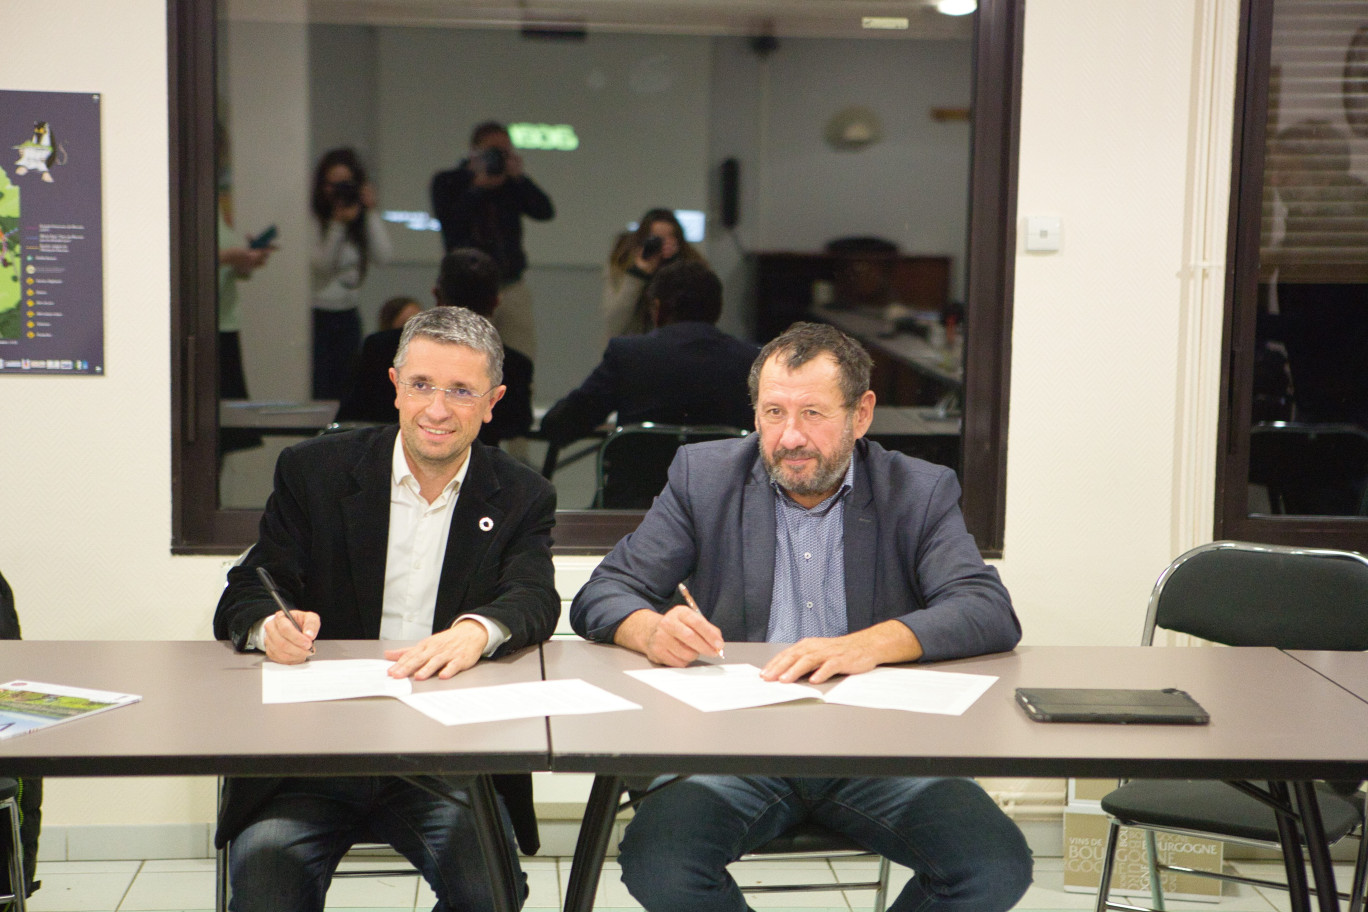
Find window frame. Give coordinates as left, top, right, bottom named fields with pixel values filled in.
left=1216, top=0, right=1368, bottom=548
left=169, top=0, right=1024, bottom=557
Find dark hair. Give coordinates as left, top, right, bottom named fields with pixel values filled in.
left=394, top=306, right=504, bottom=388
left=609, top=208, right=704, bottom=276
left=310, top=147, right=371, bottom=279
left=648, top=260, right=723, bottom=325
left=436, top=248, right=501, bottom=317
left=748, top=322, right=872, bottom=409
left=378, top=296, right=422, bottom=331
left=470, top=121, right=508, bottom=147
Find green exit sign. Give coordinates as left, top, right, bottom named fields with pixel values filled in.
left=509, top=123, right=579, bottom=151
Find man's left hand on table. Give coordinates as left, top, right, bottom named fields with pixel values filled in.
left=385, top=618, right=490, bottom=680
left=760, top=620, right=925, bottom=684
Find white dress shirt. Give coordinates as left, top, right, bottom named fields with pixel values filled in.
left=382, top=436, right=507, bottom=653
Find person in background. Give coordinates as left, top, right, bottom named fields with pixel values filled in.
left=542, top=260, right=757, bottom=448
left=602, top=207, right=706, bottom=340
left=310, top=147, right=393, bottom=399
left=335, top=249, right=533, bottom=447
left=378, top=295, right=423, bottom=331
left=570, top=321, right=1033, bottom=912
left=218, top=207, right=272, bottom=457
left=215, top=306, right=558, bottom=912
left=431, top=122, right=554, bottom=360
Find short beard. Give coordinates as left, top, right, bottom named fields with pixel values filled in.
left=762, top=417, right=855, bottom=500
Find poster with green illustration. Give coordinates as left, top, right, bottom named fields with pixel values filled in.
left=0, top=90, right=103, bottom=373
left=0, top=167, right=19, bottom=340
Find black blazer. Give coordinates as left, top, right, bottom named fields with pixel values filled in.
left=540, top=321, right=759, bottom=447
left=213, top=426, right=558, bottom=852
left=334, top=329, right=534, bottom=446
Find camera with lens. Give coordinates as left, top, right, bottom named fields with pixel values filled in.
left=476, top=146, right=507, bottom=177
left=641, top=235, right=664, bottom=259
left=330, top=180, right=361, bottom=207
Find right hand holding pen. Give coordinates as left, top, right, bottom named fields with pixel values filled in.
left=262, top=610, right=319, bottom=664
left=638, top=604, right=726, bottom=666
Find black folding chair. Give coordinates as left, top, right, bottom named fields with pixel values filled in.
left=594, top=423, right=749, bottom=509
left=1094, top=541, right=1368, bottom=912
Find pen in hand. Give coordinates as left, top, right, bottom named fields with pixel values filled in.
left=678, top=582, right=725, bottom=659
left=256, top=566, right=315, bottom=655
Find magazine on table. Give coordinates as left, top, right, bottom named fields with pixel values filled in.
left=0, top=680, right=141, bottom=739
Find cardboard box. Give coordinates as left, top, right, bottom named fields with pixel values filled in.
left=1064, top=780, right=1224, bottom=902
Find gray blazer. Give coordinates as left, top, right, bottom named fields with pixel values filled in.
left=571, top=436, right=1020, bottom=661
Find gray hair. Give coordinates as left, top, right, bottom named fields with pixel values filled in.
left=393, top=306, right=504, bottom=388
left=748, top=322, right=872, bottom=409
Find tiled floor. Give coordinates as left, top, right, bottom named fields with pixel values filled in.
left=21, top=856, right=1351, bottom=912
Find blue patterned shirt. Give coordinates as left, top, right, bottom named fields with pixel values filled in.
left=765, top=457, right=857, bottom=643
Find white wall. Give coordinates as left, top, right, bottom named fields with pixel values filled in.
left=0, top=0, right=1237, bottom=840
left=0, top=0, right=227, bottom=840
left=999, top=0, right=1235, bottom=648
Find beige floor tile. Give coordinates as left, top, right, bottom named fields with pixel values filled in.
left=25, top=868, right=138, bottom=912
left=118, top=869, right=216, bottom=911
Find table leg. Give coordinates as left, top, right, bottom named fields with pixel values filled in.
left=1271, top=781, right=1313, bottom=912
left=563, top=774, right=624, bottom=912
left=1293, top=781, right=1341, bottom=912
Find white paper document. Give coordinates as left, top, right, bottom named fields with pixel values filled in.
left=262, top=659, right=412, bottom=704
left=626, top=663, right=996, bottom=715
left=400, top=679, right=640, bottom=726
left=821, top=667, right=998, bottom=716
left=626, top=664, right=824, bottom=712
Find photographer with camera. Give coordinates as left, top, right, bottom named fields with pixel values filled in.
left=310, top=147, right=392, bottom=399
left=602, top=207, right=706, bottom=341
left=430, top=122, right=555, bottom=360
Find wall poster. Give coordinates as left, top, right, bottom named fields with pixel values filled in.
left=0, top=89, right=103, bottom=374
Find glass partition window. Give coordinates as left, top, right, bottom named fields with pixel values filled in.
left=1219, top=0, right=1368, bottom=545
left=171, top=0, right=1023, bottom=554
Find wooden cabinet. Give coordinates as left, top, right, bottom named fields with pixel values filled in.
left=750, top=251, right=951, bottom=343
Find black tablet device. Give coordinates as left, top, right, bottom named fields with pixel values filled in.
left=1014, top=687, right=1210, bottom=724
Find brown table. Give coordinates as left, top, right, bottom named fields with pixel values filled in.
left=544, top=642, right=1368, bottom=912
left=0, top=640, right=547, bottom=912
left=1287, top=650, right=1368, bottom=705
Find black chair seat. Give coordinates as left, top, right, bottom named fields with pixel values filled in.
left=748, top=820, right=865, bottom=856
left=1102, top=780, right=1362, bottom=845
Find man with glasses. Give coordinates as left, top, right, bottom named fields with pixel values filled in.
left=214, top=306, right=557, bottom=912
left=571, top=322, right=1032, bottom=912
left=335, top=247, right=534, bottom=445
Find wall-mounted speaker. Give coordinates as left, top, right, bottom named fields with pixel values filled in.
left=720, top=158, right=740, bottom=229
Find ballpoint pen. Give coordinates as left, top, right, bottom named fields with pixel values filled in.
left=256, top=566, right=315, bottom=654
left=678, top=581, right=724, bottom=659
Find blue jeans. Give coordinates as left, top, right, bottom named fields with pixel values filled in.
left=619, top=775, right=1032, bottom=912
left=227, top=775, right=524, bottom=912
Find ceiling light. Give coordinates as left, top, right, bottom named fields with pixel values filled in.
left=936, top=0, right=977, bottom=15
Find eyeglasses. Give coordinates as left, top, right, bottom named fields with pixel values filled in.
left=397, top=379, right=495, bottom=409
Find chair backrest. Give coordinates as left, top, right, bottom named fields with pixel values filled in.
left=1248, top=422, right=1368, bottom=515
left=595, top=423, right=750, bottom=509
left=1143, top=540, right=1368, bottom=650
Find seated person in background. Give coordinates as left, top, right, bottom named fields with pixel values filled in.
left=335, top=248, right=534, bottom=445
left=570, top=321, right=1032, bottom=912
left=601, top=207, right=707, bottom=340
left=378, top=295, right=423, bottom=331
left=542, top=260, right=758, bottom=448
left=215, top=306, right=559, bottom=912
